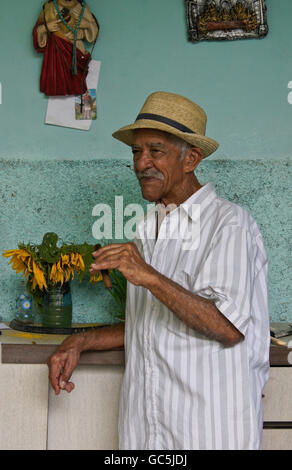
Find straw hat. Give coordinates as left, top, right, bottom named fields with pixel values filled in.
left=112, top=91, right=219, bottom=158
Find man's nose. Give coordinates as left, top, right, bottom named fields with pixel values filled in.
left=135, top=149, right=153, bottom=172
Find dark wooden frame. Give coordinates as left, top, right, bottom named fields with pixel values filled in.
left=1, top=343, right=291, bottom=367
left=185, top=0, right=268, bottom=43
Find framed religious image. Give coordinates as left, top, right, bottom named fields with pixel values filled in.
left=185, top=0, right=268, bottom=42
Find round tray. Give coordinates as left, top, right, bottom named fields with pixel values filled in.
left=9, top=319, right=106, bottom=335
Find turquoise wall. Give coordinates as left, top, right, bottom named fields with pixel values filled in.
left=0, top=0, right=291, bottom=323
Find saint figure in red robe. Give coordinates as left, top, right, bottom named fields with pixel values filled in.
left=33, top=0, right=99, bottom=96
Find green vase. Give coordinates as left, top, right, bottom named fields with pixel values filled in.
left=42, top=283, right=72, bottom=328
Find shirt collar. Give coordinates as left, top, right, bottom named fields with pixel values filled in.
left=136, top=182, right=217, bottom=238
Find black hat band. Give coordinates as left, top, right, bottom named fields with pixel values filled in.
left=135, top=113, right=195, bottom=134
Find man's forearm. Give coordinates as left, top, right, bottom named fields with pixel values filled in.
left=59, top=322, right=125, bottom=354
left=47, top=322, right=124, bottom=394
left=144, top=268, right=243, bottom=347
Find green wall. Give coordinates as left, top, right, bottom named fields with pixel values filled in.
left=0, top=0, right=291, bottom=323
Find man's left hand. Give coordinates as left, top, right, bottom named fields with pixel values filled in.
left=90, top=242, right=154, bottom=287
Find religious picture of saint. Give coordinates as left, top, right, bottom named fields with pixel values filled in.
left=33, top=0, right=99, bottom=97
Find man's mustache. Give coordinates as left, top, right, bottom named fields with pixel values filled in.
left=136, top=169, right=165, bottom=181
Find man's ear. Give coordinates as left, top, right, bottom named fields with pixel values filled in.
left=183, top=147, right=203, bottom=173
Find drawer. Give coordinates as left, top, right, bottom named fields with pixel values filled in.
left=262, top=368, right=292, bottom=421
left=262, top=429, right=292, bottom=450
left=47, top=365, right=123, bottom=450
left=0, top=364, right=49, bottom=450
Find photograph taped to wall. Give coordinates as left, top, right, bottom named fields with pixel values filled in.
left=185, top=0, right=268, bottom=42
left=75, top=89, right=97, bottom=120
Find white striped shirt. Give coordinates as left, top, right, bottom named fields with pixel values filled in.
left=118, top=182, right=270, bottom=450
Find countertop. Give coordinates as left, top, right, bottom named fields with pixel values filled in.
left=0, top=325, right=291, bottom=366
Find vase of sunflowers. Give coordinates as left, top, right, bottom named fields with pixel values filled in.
left=42, top=282, right=73, bottom=328
left=3, top=232, right=103, bottom=329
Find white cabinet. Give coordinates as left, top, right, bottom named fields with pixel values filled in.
left=262, top=368, right=292, bottom=421
left=0, top=363, right=123, bottom=450
left=0, top=364, right=49, bottom=450
left=262, top=368, right=292, bottom=450
left=0, top=337, right=291, bottom=450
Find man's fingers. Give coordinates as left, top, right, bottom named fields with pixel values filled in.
left=58, top=369, right=72, bottom=387
left=64, top=382, right=75, bottom=393
left=91, top=246, right=130, bottom=269
left=92, top=244, right=125, bottom=258
left=90, top=254, right=123, bottom=272
left=47, top=358, right=64, bottom=395
left=47, top=343, right=81, bottom=395
left=47, top=349, right=79, bottom=395
left=58, top=379, right=75, bottom=393
left=51, top=375, right=61, bottom=395
left=58, top=355, right=77, bottom=385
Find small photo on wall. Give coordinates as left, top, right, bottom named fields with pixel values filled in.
left=75, top=89, right=97, bottom=120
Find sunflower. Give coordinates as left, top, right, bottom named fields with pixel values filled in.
left=61, top=254, right=75, bottom=283
left=90, top=272, right=103, bottom=284
left=2, top=249, right=33, bottom=279
left=32, top=260, right=47, bottom=291
left=49, top=260, right=64, bottom=286
left=70, top=252, right=85, bottom=273
left=61, top=254, right=70, bottom=266
left=49, top=262, right=58, bottom=284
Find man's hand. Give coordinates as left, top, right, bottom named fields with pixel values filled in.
left=90, top=242, right=155, bottom=287
left=47, top=342, right=82, bottom=395
left=47, top=324, right=125, bottom=395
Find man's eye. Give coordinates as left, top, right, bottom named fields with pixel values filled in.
left=151, top=151, right=164, bottom=159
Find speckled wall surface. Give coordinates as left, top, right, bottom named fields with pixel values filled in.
left=0, top=0, right=291, bottom=323
left=0, top=159, right=290, bottom=323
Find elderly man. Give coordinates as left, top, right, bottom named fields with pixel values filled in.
left=47, top=91, right=270, bottom=450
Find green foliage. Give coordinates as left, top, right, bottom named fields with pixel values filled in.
left=75, top=242, right=97, bottom=281
left=20, top=232, right=97, bottom=276
left=108, top=269, right=127, bottom=321
left=38, top=232, right=59, bottom=263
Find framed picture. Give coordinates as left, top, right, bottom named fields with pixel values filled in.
left=185, top=0, right=268, bottom=42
